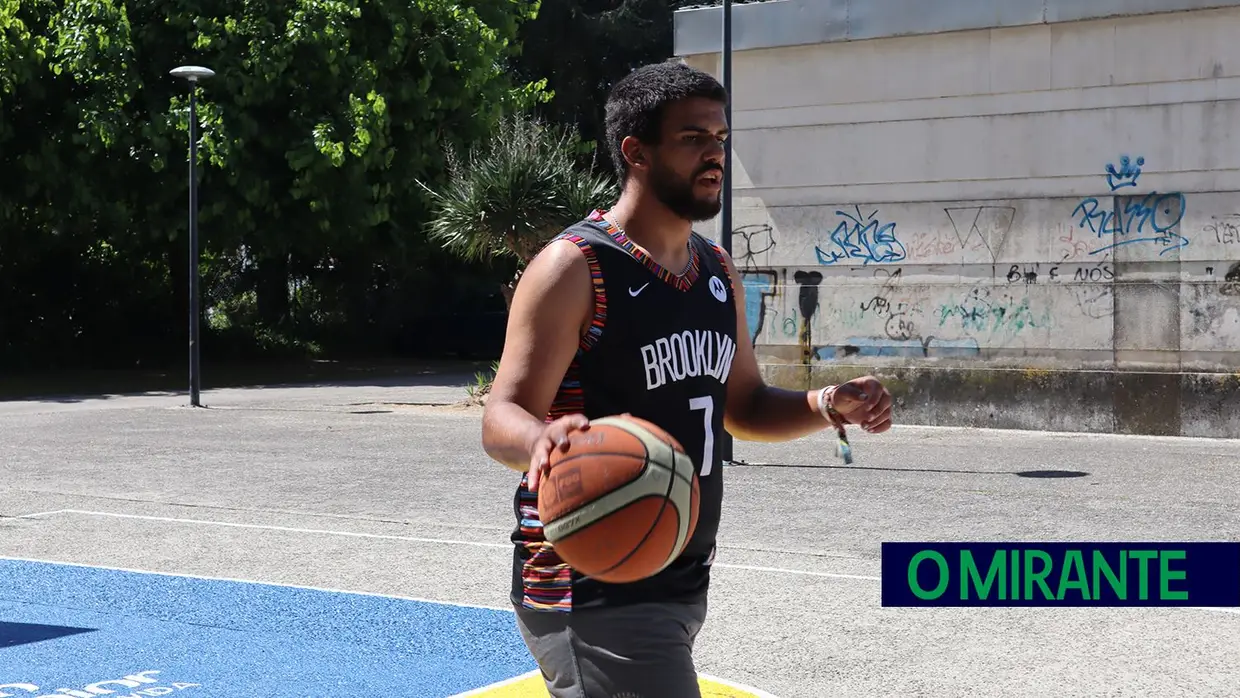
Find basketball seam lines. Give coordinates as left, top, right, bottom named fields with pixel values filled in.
left=543, top=451, right=694, bottom=488
left=591, top=426, right=682, bottom=578
left=546, top=451, right=694, bottom=487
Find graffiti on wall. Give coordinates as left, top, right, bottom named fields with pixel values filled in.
left=1071, top=155, right=1190, bottom=256
left=820, top=265, right=983, bottom=360
left=814, top=206, right=907, bottom=265
left=1206, top=214, right=1240, bottom=246
left=727, top=158, right=1240, bottom=369
left=735, top=224, right=778, bottom=345
left=1222, top=262, right=1240, bottom=297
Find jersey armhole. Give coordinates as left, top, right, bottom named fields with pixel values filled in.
left=552, top=232, right=607, bottom=352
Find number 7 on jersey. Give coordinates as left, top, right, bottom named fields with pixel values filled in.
left=689, top=396, right=715, bottom=477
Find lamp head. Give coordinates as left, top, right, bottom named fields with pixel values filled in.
left=170, top=66, right=215, bottom=82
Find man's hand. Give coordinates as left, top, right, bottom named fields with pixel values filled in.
left=829, top=376, right=893, bottom=434
left=526, top=414, right=591, bottom=492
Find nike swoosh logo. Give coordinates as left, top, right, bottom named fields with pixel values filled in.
left=629, top=283, right=650, bottom=296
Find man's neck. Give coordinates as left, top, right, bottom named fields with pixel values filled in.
left=604, top=190, right=693, bottom=262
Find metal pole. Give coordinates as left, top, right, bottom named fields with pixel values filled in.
left=188, top=83, right=201, bottom=407
left=170, top=65, right=213, bottom=408
left=720, top=0, right=735, bottom=463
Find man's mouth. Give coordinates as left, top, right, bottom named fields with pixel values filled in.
left=697, top=169, right=723, bottom=185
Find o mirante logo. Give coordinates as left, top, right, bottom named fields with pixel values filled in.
left=881, top=542, right=1240, bottom=607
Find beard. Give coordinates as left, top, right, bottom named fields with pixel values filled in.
left=648, top=161, right=723, bottom=222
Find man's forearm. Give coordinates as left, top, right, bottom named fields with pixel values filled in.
left=726, top=384, right=832, bottom=442
left=481, top=401, right=546, bottom=472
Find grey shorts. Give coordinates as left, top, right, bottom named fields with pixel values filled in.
left=514, top=597, right=709, bottom=698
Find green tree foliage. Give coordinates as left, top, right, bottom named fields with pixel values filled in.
left=506, top=0, right=756, bottom=173
left=0, top=0, right=541, bottom=370
left=421, top=111, right=619, bottom=309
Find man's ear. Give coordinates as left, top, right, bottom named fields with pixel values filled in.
left=620, top=135, right=647, bottom=172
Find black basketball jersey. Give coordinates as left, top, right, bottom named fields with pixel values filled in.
left=510, top=210, right=739, bottom=612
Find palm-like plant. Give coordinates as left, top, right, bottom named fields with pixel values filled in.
left=421, top=111, right=619, bottom=309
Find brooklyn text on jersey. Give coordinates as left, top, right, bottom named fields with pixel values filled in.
left=640, top=329, right=737, bottom=391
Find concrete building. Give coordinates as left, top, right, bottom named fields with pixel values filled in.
left=673, top=0, right=1240, bottom=437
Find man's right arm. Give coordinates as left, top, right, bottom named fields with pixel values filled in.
left=481, top=237, right=594, bottom=481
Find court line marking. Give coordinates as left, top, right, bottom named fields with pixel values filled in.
left=7, top=553, right=1230, bottom=698
left=10, top=494, right=870, bottom=557
left=22, top=509, right=510, bottom=549
left=24, top=509, right=880, bottom=581
left=0, top=554, right=516, bottom=612
left=447, top=669, right=781, bottom=698
left=718, top=562, right=880, bottom=581
left=885, top=422, right=1240, bottom=445
left=14, top=509, right=71, bottom=519
left=6, top=492, right=517, bottom=532
left=17, top=511, right=1240, bottom=614
left=698, top=672, right=781, bottom=698
left=447, top=670, right=534, bottom=696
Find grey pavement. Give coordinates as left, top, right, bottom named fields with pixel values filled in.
left=1, top=374, right=1238, bottom=697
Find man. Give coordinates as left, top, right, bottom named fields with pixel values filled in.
left=480, top=60, right=893, bottom=698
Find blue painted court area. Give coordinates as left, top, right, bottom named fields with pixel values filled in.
left=0, top=558, right=535, bottom=697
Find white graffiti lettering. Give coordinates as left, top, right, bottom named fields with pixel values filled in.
left=0, top=673, right=197, bottom=698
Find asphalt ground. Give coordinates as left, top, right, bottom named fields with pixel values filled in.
left=1, top=372, right=1237, bottom=697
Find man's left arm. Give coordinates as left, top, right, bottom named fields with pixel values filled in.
left=716, top=246, right=893, bottom=442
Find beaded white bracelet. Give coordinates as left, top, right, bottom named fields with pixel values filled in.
left=816, top=385, right=840, bottom=423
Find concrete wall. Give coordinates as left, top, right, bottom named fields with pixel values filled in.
left=675, top=1, right=1240, bottom=436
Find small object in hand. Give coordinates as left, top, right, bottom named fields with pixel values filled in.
left=817, top=384, right=856, bottom=464
left=835, top=423, right=853, bottom=464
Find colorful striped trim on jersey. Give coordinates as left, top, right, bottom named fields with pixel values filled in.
left=515, top=476, right=576, bottom=611
left=561, top=231, right=606, bottom=353
left=542, top=231, right=605, bottom=423
left=587, top=209, right=701, bottom=292
left=707, top=240, right=735, bottom=294
left=514, top=228, right=607, bottom=612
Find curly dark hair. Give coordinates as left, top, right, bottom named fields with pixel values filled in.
left=603, top=60, right=728, bottom=183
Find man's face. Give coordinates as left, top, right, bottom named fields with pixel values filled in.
left=636, top=97, right=729, bottom=222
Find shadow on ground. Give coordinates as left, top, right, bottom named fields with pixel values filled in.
left=0, top=621, right=97, bottom=648
left=0, top=358, right=493, bottom=404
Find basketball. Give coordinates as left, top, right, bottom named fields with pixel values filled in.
left=536, top=414, right=700, bottom=583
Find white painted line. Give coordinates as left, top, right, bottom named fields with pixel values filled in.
left=883, top=422, right=1240, bottom=445
left=1194, top=606, right=1240, bottom=615
left=713, top=562, right=881, bottom=581
left=39, top=509, right=879, bottom=581
left=0, top=554, right=515, bottom=612
left=14, top=509, right=71, bottom=519
left=23, top=511, right=1240, bottom=617
left=43, top=509, right=510, bottom=549
left=4, top=489, right=513, bottom=533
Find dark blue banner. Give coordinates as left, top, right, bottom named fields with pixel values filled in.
left=881, top=542, right=1240, bottom=607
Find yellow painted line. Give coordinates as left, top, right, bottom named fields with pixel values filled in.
left=451, top=670, right=779, bottom=698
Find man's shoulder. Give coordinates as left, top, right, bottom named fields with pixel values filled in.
left=521, top=217, right=619, bottom=295
left=537, top=217, right=610, bottom=256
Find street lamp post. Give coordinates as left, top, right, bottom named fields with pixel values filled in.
left=720, top=0, right=736, bottom=464
left=170, top=65, right=214, bottom=408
